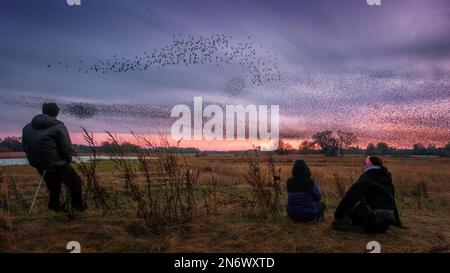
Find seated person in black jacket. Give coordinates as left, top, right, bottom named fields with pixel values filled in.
left=22, top=103, right=84, bottom=212
left=332, top=156, right=402, bottom=234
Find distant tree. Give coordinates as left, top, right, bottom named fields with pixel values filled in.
left=299, top=140, right=315, bottom=153
left=312, top=131, right=339, bottom=156
left=98, top=141, right=114, bottom=153
left=276, top=138, right=293, bottom=155
left=412, top=143, right=426, bottom=155
left=120, top=142, right=140, bottom=153
left=366, top=143, right=377, bottom=155
left=376, top=142, right=390, bottom=155
left=336, top=130, right=358, bottom=157
left=97, top=141, right=140, bottom=153
left=427, top=144, right=437, bottom=155
left=347, top=146, right=365, bottom=155
left=445, top=142, right=450, bottom=157
left=0, top=136, right=23, bottom=152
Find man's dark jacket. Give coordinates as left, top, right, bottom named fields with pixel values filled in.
left=22, top=114, right=73, bottom=170
left=334, top=167, right=401, bottom=226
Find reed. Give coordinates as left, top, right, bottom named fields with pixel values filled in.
left=106, top=132, right=198, bottom=230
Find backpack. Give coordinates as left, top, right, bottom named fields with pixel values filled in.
left=358, top=190, right=397, bottom=226
left=370, top=208, right=396, bottom=225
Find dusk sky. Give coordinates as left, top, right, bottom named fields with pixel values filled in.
left=0, top=0, right=449, bottom=150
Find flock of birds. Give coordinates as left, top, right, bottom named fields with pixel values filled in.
left=0, top=33, right=447, bottom=146
left=1, top=65, right=448, bottom=144
left=47, top=34, right=281, bottom=87
left=0, top=94, right=174, bottom=130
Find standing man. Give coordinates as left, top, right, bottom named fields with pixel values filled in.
left=22, top=103, right=84, bottom=212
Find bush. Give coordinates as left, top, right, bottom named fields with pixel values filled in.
left=244, top=150, right=282, bottom=217
left=106, top=132, right=198, bottom=231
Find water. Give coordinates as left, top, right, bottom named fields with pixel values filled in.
left=0, top=156, right=141, bottom=166
left=0, top=157, right=29, bottom=166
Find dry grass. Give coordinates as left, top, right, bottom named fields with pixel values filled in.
left=0, top=171, right=15, bottom=251
left=76, top=128, right=109, bottom=213
left=105, top=133, right=198, bottom=230
left=243, top=151, right=282, bottom=217
left=0, top=154, right=449, bottom=253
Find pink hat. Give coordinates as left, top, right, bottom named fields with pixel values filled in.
left=365, top=156, right=373, bottom=168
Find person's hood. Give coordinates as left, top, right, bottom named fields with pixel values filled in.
left=365, top=168, right=392, bottom=186
left=292, top=159, right=311, bottom=177
left=31, top=114, right=60, bottom=130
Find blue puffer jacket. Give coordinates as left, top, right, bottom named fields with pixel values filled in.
left=286, top=160, right=322, bottom=222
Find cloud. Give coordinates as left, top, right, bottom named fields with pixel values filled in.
left=0, top=0, right=449, bottom=147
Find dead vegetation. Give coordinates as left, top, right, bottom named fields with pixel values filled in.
left=0, top=171, right=14, bottom=251
left=105, top=132, right=198, bottom=230
left=76, top=128, right=109, bottom=214
left=243, top=150, right=282, bottom=217
left=0, top=153, right=449, bottom=252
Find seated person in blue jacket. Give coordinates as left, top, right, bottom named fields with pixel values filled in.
left=286, top=159, right=326, bottom=222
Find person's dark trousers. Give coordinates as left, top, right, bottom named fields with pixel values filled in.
left=38, top=164, right=84, bottom=211
left=350, top=201, right=389, bottom=234
left=315, top=201, right=326, bottom=222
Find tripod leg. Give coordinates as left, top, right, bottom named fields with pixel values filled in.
left=29, top=171, right=46, bottom=214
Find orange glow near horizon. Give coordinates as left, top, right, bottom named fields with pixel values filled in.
left=69, top=131, right=449, bottom=151
left=70, top=132, right=269, bottom=151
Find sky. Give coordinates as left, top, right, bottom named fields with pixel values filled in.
left=0, top=0, right=449, bottom=150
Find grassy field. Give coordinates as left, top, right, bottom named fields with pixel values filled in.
left=1, top=154, right=449, bottom=253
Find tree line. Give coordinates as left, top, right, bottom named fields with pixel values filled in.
left=1, top=133, right=449, bottom=157
left=0, top=136, right=200, bottom=154
left=276, top=130, right=450, bottom=157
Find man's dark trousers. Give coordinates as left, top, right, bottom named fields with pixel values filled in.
left=38, top=164, right=83, bottom=211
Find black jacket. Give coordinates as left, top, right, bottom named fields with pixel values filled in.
left=334, top=167, right=401, bottom=226
left=22, top=114, right=73, bottom=170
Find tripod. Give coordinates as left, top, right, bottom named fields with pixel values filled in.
left=28, top=170, right=46, bottom=214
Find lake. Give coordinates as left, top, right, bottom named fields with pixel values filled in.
left=0, top=156, right=141, bottom=166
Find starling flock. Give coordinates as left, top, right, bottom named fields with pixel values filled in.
left=223, top=75, right=248, bottom=97
left=47, top=34, right=281, bottom=87
left=0, top=33, right=446, bottom=146
left=66, top=102, right=98, bottom=119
